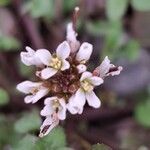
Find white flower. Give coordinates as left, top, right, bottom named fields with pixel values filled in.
left=20, top=46, right=44, bottom=67
left=36, top=41, right=71, bottom=79
left=16, top=81, right=49, bottom=103
left=76, top=42, right=93, bottom=64
left=41, top=97, right=66, bottom=120
left=39, top=114, right=59, bottom=137
left=95, top=56, right=123, bottom=78
left=66, top=23, right=80, bottom=53
left=67, top=71, right=103, bottom=114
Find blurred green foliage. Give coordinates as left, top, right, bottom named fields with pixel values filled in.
left=0, top=0, right=10, bottom=6
left=0, top=35, right=21, bottom=51
left=0, top=88, right=9, bottom=106
left=92, top=143, right=112, bottom=150
left=23, top=0, right=54, bottom=19
left=14, top=109, right=41, bottom=134
left=106, top=0, right=128, bottom=21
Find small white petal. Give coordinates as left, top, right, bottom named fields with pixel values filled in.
left=107, top=66, right=123, bottom=76
left=75, top=89, right=86, bottom=106
left=16, top=81, right=41, bottom=94
left=40, top=104, right=54, bottom=116
left=56, top=41, right=71, bottom=59
left=98, top=56, right=111, bottom=78
left=80, top=71, right=92, bottom=81
left=44, top=97, right=58, bottom=105
left=67, top=94, right=84, bottom=115
left=89, top=76, right=104, bottom=86
left=61, top=60, right=70, bottom=71
left=76, top=42, right=93, bottom=62
left=24, top=88, right=48, bottom=104
left=77, top=64, right=87, bottom=73
left=86, top=91, right=101, bottom=108
left=41, top=67, right=57, bottom=79
left=57, top=99, right=66, bottom=120
left=35, top=49, right=52, bottom=66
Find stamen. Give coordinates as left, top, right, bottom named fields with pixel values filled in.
left=81, top=80, right=94, bottom=92
left=49, top=57, right=62, bottom=70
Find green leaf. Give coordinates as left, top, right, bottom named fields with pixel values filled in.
left=123, top=40, right=140, bottom=61
left=0, top=0, right=10, bottom=6
left=13, top=135, right=37, bottom=150
left=0, top=88, right=9, bottom=106
left=92, top=143, right=112, bottom=150
left=14, top=109, right=41, bottom=134
left=24, top=0, right=54, bottom=19
left=36, top=126, right=66, bottom=149
left=134, top=100, right=150, bottom=128
left=18, top=61, right=34, bottom=77
left=0, top=35, right=21, bottom=51
left=106, top=0, right=129, bottom=21
left=131, top=0, right=150, bottom=11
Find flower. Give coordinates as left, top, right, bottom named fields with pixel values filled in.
left=39, top=114, right=59, bottom=137
left=16, top=81, right=49, bottom=103
left=39, top=97, right=66, bottom=137
left=67, top=71, right=103, bottom=114
left=16, top=7, right=123, bottom=137
left=20, top=46, right=44, bottom=67
left=93, top=56, right=123, bottom=78
left=40, top=97, right=66, bottom=120
left=35, top=41, right=71, bottom=79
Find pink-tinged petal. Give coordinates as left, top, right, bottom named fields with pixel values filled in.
left=89, top=76, right=104, bottom=86
left=16, top=81, right=41, bottom=94
left=35, top=49, right=52, bottom=66
left=56, top=41, right=71, bottom=59
left=77, top=64, right=87, bottom=74
left=24, top=95, right=34, bottom=103
left=86, top=91, right=101, bottom=108
left=76, top=42, right=93, bottom=62
left=61, top=60, right=70, bottom=71
left=107, top=66, right=123, bottom=76
left=80, top=71, right=92, bottom=81
left=57, top=99, right=66, bottom=120
left=66, top=23, right=77, bottom=43
left=39, top=116, right=59, bottom=137
left=98, top=56, right=111, bottom=78
left=41, top=67, right=57, bottom=79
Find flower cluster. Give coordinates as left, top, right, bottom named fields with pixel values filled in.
left=16, top=9, right=122, bottom=137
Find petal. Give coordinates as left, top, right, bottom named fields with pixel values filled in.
left=86, top=91, right=101, bottom=108
left=75, top=89, right=86, bottom=106
left=41, top=67, right=57, bottom=79
left=89, top=76, right=104, bottom=86
left=76, top=64, right=87, bottom=74
left=56, top=41, right=71, bottom=59
left=35, top=49, right=52, bottom=65
left=107, top=66, right=123, bottom=76
left=80, top=71, right=92, bottom=81
left=32, top=88, right=49, bottom=103
left=57, top=99, right=66, bottom=120
left=76, top=42, right=93, bottom=62
left=24, top=88, right=48, bottom=104
left=67, top=95, right=84, bottom=115
left=98, top=56, right=111, bottom=78
left=39, top=116, right=59, bottom=137
left=40, top=104, right=54, bottom=116
left=61, top=60, right=70, bottom=71
left=44, top=97, right=58, bottom=105
left=16, top=81, right=41, bottom=94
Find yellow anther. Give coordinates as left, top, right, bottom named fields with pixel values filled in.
left=81, top=80, right=93, bottom=92
left=30, top=87, right=39, bottom=95
left=49, top=57, right=62, bottom=70
left=52, top=99, right=60, bottom=110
